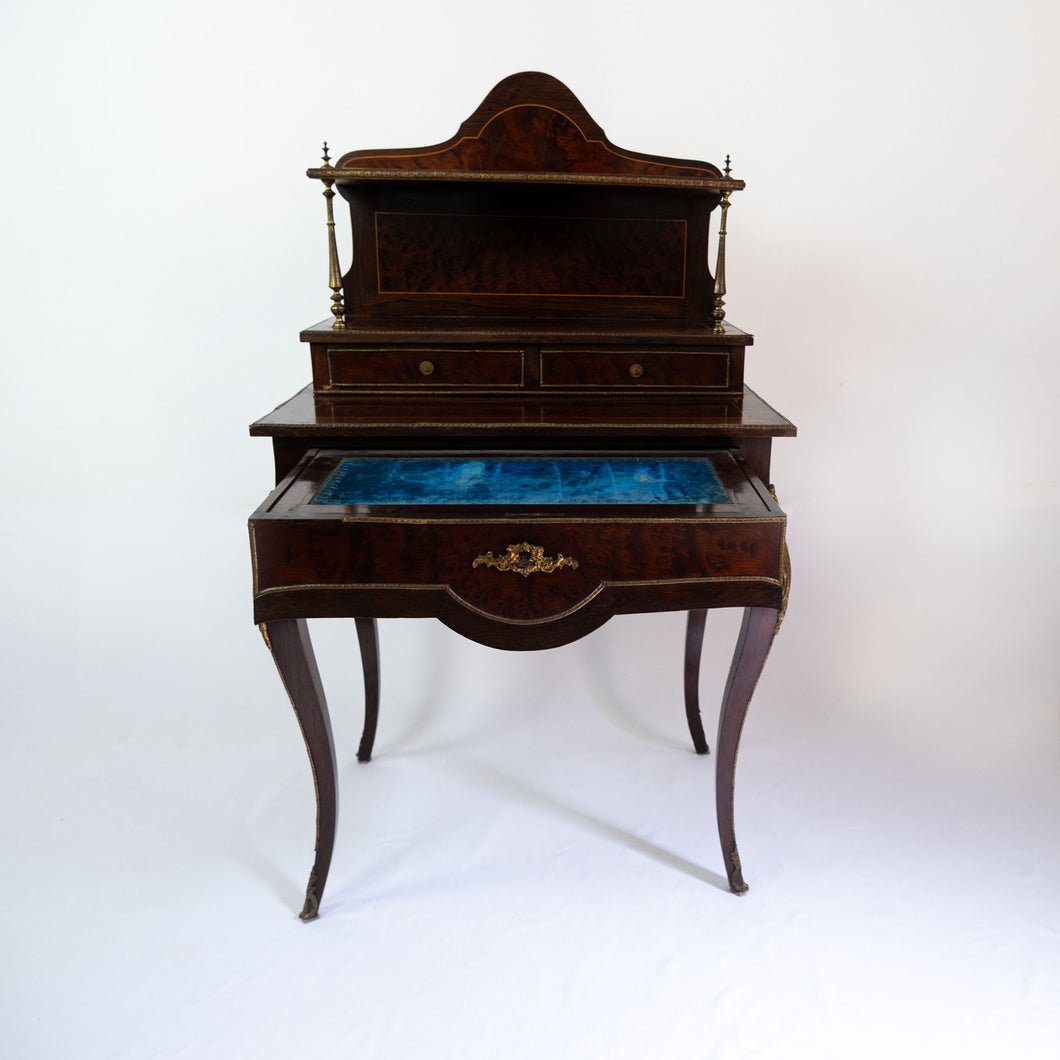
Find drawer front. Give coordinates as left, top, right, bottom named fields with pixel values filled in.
left=253, top=516, right=784, bottom=624
left=322, top=346, right=524, bottom=389
left=540, top=347, right=731, bottom=390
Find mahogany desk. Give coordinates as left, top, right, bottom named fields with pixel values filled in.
left=248, top=73, right=795, bottom=921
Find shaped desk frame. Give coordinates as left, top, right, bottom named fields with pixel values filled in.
left=250, top=385, right=793, bottom=920
left=250, top=72, right=796, bottom=920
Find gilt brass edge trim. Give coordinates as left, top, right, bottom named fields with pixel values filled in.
left=256, top=582, right=450, bottom=597
left=249, top=523, right=260, bottom=596
left=306, top=326, right=751, bottom=340
left=611, top=575, right=783, bottom=588
left=287, top=419, right=777, bottom=432
left=767, top=486, right=791, bottom=634
left=317, top=389, right=740, bottom=396
left=536, top=385, right=736, bottom=392
left=322, top=343, right=527, bottom=389
left=324, top=346, right=526, bottom=353
left=373, top=291, right=687, bottom=302
left=444, top=584, right=605, bottom=625
left=310, top=168, right=744, bottom=191
left=254, top=574, right=783, bottom=600
left=375, top=209, right=689, bottom=223
left=536, top=346, right=732, bottom=354
left=374, top=290, right=687, bottom=303
left=336, top=514, right=787, bottom=526
left=320, top=383, right=528, bottom=391
left=374, top=211, right=687, bottom=300
left=776, top=527, right=791, bottom=635
left=539, top=349, right=730, bottom=390
left=444, top=577, right=780, bottom=627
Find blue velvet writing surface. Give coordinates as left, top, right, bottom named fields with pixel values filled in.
left=311, top=457, right=730, bottom=506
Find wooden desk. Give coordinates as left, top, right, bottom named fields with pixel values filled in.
left=249, top=74, right=795, bottom=920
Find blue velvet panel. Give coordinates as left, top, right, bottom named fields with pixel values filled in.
left=311, top=457, right=730, bottom=506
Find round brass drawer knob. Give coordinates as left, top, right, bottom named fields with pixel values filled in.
left=629, top=362, right=644, bottom=379
left=419, top=360, right=435, bottom=376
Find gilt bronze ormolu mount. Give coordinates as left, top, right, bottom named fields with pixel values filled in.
left=249, top=72, right=794, bottom=921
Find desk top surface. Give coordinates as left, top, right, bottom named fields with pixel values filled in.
left=251, top=384, right=796, bottom=439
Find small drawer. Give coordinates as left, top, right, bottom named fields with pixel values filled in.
left=540, top=347, right=731, bottom=390
left=322, top=346, right=524, bottom=389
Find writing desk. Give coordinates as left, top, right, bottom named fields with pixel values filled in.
left=249, top=73, right=795, bottom=920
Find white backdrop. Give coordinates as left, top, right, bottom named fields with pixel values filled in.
left=2, top=2, right=1058, bottom=1057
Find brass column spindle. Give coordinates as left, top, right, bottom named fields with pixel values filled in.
left=712, top=154, right=732, bottom=334
left=320, top=142, right=345, bottom=329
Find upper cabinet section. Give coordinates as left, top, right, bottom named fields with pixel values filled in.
left=308, top=72, right=744, bottom=331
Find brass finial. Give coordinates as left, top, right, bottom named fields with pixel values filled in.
left=322, top=175, right=345, bottom=329
left=318, top=142, right=345, bottom=328
left=724, top=154, right=732, bottom=179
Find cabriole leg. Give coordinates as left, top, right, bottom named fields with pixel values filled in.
left=355, top=617, right=380, bottom=763
left=260, top=619, right=337, bottom=922
left=683, top=609, right=710, bottom=754
left=715, top=606, right=778, bottom=895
